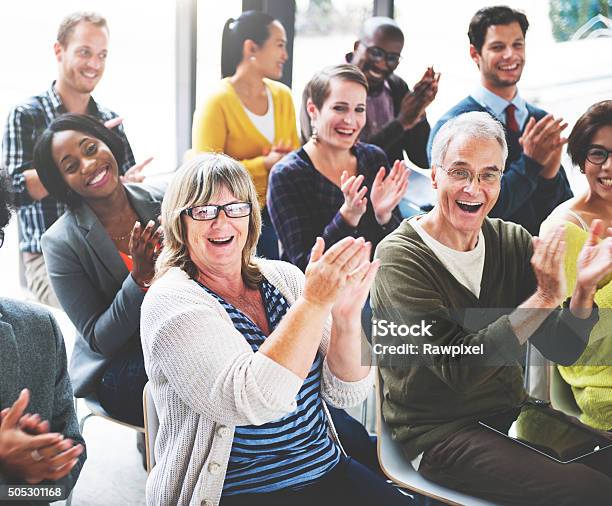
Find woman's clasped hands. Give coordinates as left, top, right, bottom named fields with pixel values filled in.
left=303, top=236, right=379, bottom=319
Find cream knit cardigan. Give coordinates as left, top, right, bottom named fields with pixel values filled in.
left=140, top=260, right=373, bottom=506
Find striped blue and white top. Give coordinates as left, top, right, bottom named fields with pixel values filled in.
left=198, top=278, right=341, bottom=496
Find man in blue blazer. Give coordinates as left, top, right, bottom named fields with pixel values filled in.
left=0, top=174, right=85, bottom=502
left=427, top=6, right=572, bottom=235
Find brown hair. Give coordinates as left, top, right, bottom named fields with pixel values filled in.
left=300, top=64, right=368, bottom=143
left=567, top=100, right=612, bottom=170
left=57, top=11, right=108, bottom=47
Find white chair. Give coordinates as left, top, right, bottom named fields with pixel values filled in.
left=143, top=382, right=159, bottom=473
left=375, top=372, right=496, bottom=506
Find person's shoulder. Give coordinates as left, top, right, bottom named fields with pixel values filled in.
left=355, top=141, right=387, bottom=159
left=200, top=79, right=236, bottom=106
left=525, top=101, right=548, bottom=120
left=125, top=182, right=164, bottom=203
left=5, top=92, right=47, bottom=122
left=41, top=210, right=78, bottom=246
left=437, top=96, right=483, bottom=124
left=0, top=298, right=56, bottom=331
left=270, top=149, right=307, bottom=176
left=375, top=219, right=420, bottom=259
left=484, top=217, right=532, bottom=251
left=91, top=99, right=120, bottom=121
left=264, top=78, right=293, bottom=98
left=386, top=73, right=409, bottom=93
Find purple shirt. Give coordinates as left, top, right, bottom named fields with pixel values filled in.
left=360, top=81, right=395, bottom=141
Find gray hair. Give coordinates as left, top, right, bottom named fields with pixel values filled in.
left=156, top=153, right=262, bottom=287
left=431, top=111, right=508, bottom=170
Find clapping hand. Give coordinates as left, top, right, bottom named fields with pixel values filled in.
left=398, top=66, right=440, bottom=129
left=0, top=389, right=83, bottom=484
left=303, top=237, right=370, bottom=310
left=576, top=219, right=612, bottom=291
left=130, top=219, right=163, bottom=288
left=370, top=160, right=409, bottom=225
left=531, top=225, right=567, bottom=306
left=519, top=114, right=568, bottom=178
left=331, top=240, right=380, bottom=327
left=339, top=171, right=368, bottom=227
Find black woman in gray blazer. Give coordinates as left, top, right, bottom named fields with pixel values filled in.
left=35, top=114, right=163, bottom=426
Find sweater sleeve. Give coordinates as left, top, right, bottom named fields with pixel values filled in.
left=141, top=285, right=304, bottom=427
left=2, top=106, right=35, bottom=206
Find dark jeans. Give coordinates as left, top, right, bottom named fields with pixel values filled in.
left=219, top=455, right=414, bottom=506
left=419, top=419, right=612, bottom=506
left=256, top=206, right=279, bottom=260
left=328, top=406, right=381, bottom=475
left=96, top=342, right=147, bottom=427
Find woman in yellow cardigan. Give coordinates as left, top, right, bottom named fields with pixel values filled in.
left=541, top=100, right=612, bottom=430
left=192, top=10, right=300, bottom=259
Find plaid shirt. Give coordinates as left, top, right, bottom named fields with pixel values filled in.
left=267, top=142, right=402, bottom=271
left=1, top=83, right=135, bottom=253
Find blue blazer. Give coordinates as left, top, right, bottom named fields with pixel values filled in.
left=41, top=184, right=163, bottom=397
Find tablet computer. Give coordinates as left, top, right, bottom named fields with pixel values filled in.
left=479, top=403, right=612, bottom=464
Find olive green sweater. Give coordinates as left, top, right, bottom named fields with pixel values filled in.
left=371, top=218, right=597, bottom=459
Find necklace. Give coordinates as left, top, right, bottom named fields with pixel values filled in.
left=109, top=230, right=132, bottom=242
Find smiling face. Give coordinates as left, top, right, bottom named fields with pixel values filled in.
left=432, top=134, right=503, bottom=235
left=308, top=77, right=367, bottom=150
left=470, top=21, right=525, bottom=94
left=352, top=27, right=403, bottom=92
left=251, top=21, right=288, bottom=80
left=584, top=125, right=612, bottom=201
left=183, top=185, right=250, bottom=278
left=51, top=129, right=120, bottom=201
left=55, top=21, right=109, bottom=94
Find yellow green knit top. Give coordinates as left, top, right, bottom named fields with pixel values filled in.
left=548, top=221, right=612, bottom=430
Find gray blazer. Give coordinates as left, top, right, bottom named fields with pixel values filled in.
left=0, top=298, right=86, bottom=501
left=41, top=184, right=163, bottom=397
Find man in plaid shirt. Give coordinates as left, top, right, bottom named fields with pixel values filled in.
left=1, top=11, right=149, bottom=306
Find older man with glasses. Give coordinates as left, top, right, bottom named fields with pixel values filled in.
left=346, top=16, right=439, bottom=169
left=371, top=111, right=612, bottom=505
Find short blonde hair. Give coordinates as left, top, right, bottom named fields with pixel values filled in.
left=57, top=12, right=108, bottom=47
left=156, top=153, right=263, bottom=287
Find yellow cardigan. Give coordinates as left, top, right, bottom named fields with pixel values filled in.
left=192, top=78, right=300, bottom=205
left=542, top=219, right=612, bottom=429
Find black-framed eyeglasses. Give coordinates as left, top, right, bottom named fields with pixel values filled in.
left=0, top=229, right=4, bottom=249
left=182, top=202, right=252, bottom=221
left=586, top=146, right=611, bottom=166
left=362, top=43, right=402, bottom=67
left=439, top=166, right=502, bottom=187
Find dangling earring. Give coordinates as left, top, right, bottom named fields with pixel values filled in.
left=311, top=122, right=318, bottom=144
left=579, top=167, right=585, bottom=174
